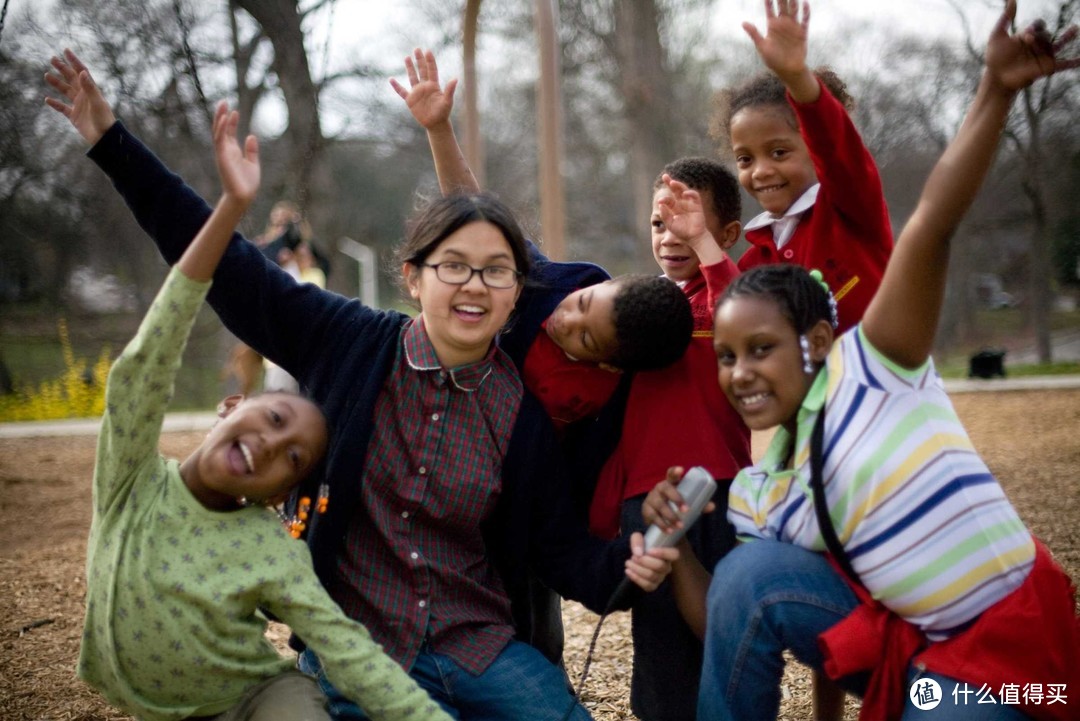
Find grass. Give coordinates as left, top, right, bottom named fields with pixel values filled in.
left=935, top=359, right=1080, bottom=379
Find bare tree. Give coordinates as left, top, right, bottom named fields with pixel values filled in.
left=947, top=0, right=1080, bottom=362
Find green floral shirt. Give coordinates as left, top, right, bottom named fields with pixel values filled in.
left=81, top=267, right=451, bottom=721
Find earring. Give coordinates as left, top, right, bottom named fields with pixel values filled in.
left=800, top=335, right=814, bottom=374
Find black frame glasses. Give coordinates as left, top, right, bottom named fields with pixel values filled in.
left=420, top=261, right=522, bottom=289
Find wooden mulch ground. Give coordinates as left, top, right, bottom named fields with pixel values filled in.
left=2, top=389, right=1078, bottom=720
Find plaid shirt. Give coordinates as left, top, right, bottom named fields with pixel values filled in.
left=332, top=317, right=523, bottom=674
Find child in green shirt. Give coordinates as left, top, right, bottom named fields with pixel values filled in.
left=47, top=52, right=452, bottom=721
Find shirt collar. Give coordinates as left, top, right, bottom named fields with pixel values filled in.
left=402, top=316, right=496, bottom=392
left=757, top=362, right=829, bottom=474
left=743, top=183, right=821, bottom=232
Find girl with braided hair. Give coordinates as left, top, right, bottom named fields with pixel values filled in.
left=646, top=3, right=1080, bottom=718
left=711, top=0, right=892, bottom=334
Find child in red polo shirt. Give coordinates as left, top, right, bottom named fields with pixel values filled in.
left=587, top=159, right=752, bottom=721
left=711, top=0, right=893, bottom=333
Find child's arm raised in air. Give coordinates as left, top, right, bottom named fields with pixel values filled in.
left=176, top=102, right=259, bottom=282
left=742, top=0, right=819, bottom=103
left=862, top=0, right=1079, bottom=369
left=390, top=48, right=480, bottom=194
left=46, top=50, right=364, bottom=386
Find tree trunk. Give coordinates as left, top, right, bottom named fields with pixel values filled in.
left=613, top=0, right=677, bottom=272
left=535, top=0, right=566, bottom=260
left=463, top=0, right=486, bottom=188
left=1020, top=87, right=1054, bottom=364
left=233, top=0, right=323, bottom=214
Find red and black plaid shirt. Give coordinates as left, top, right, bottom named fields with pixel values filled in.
left=332, top=317, right=522, bottom=674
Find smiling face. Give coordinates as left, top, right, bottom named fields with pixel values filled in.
left=182, top=393, right=329, bottom=510
left=404, top=220, right=522, bottom=368
left=546, top=280, right=621, bottom=364
left=713, top=295, right=830, bottom=433
left=729, top=105, right=817, bottom=217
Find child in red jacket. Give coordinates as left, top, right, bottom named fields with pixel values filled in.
left=711, top=0, right=893, bottom=333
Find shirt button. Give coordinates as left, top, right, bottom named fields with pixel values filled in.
left=431, top=413, right=439, bottom=421
left=401, top=511, right=409, bottom=519
left=419, top=466, right=427, bottom=475
left=418, top=600, right=427, bottom=608
left=783, top=249, right=794, bottom=259
left=410, top=552, right=419, bottom=560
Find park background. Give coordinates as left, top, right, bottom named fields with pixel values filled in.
left=1, top=2, right=1079, bottom=719
left=2, top=0, right=1080, bottom=419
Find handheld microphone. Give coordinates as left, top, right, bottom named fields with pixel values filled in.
left=605, top=466, right=717, bottom=612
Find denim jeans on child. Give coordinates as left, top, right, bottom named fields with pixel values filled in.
left=697, top=539, right=864, bottom=720
left=300, top=639, right=591, bottom=721
left=696, top=539, right=1030, bottom=721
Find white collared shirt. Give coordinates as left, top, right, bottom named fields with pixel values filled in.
left=743, top=183, right=821, bottom=250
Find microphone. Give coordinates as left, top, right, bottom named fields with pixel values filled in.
left=605, top=466, right=717, bottom=612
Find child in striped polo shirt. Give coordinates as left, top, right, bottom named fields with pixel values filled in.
left=645, top=3, right=1080, bottom=719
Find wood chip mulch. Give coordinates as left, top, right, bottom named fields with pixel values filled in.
left=2, top=389, right=1077, bottom=720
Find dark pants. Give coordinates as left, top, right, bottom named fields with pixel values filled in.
left=620, top=483, right=736, bottom=721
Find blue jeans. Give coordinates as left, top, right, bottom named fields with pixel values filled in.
left=697, top=540, right=864, bottom=721
left=697, top=540, right=1031, bottom=721
left=299, top=640, right=591, bottom=721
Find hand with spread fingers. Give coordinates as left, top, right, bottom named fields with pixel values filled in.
left=390, top=48, right=458, bottom=132
left=44, top=48, right=116, bottom=145
left=984, top=0, right=1080, bottom=93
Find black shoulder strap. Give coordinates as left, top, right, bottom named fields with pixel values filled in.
left=808, top=405, right=860, bottom=584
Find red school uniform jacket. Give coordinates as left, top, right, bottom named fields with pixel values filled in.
left=588, top=260, right=751, bottom=539
left=737, top=85, right=893, bottom=334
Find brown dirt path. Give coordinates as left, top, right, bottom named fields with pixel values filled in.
left=2, top=390, right=1077, bottom=720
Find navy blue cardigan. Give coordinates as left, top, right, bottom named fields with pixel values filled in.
left=88, top=122, right=633, bottom=651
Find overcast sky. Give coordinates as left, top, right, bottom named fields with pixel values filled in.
left=322, top=0, right=1055, bottom=68
left=296, top=0, right=1047, bottom=135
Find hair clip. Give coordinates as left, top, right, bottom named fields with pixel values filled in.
left=799, top=335, right=814, bottom=374
left=808, top=269, right=839, bottom=329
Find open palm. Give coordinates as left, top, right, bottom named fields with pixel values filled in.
left=742, top=0, right=810, bottom=79
left=212, top=102, right=260, bottom=205
left=390, top=49, right=458, bottom=130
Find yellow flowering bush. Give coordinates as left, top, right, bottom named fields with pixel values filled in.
left=0, top=319, right=111, bottom=422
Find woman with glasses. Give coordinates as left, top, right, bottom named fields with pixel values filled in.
left=46, top=48, right=678, bottom=721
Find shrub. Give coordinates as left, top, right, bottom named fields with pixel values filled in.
left=0, top=320, right=110, bottom=422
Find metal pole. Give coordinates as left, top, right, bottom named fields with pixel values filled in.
left=338, top=237, right=378, bottom=308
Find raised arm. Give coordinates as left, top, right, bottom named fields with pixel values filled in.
left=657, top=175, right=740, bottom=310
left=742, top=0, right=819, bottom=103
left=656, top=175, right=729, bottom=267
left=862, top=1, right=1079, bottom=368
left=390, top=48, right=480, bottom=194
left=46, top=51, right=364, bottom=385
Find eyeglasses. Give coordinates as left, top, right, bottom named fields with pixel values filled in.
left=420, top=261, right=522, bottom=289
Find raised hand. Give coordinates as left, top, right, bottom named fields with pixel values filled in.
left=984, top=0, right=1080, bottom=93
left=389, top=48, right=458, bottom=131
left=742, top=0, right=811, bottom=82
left=657, top=175, right=709, bottom=246
left=212, top=101, right=260, bottom=207
left=44, top=49, right=116, bottom=145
